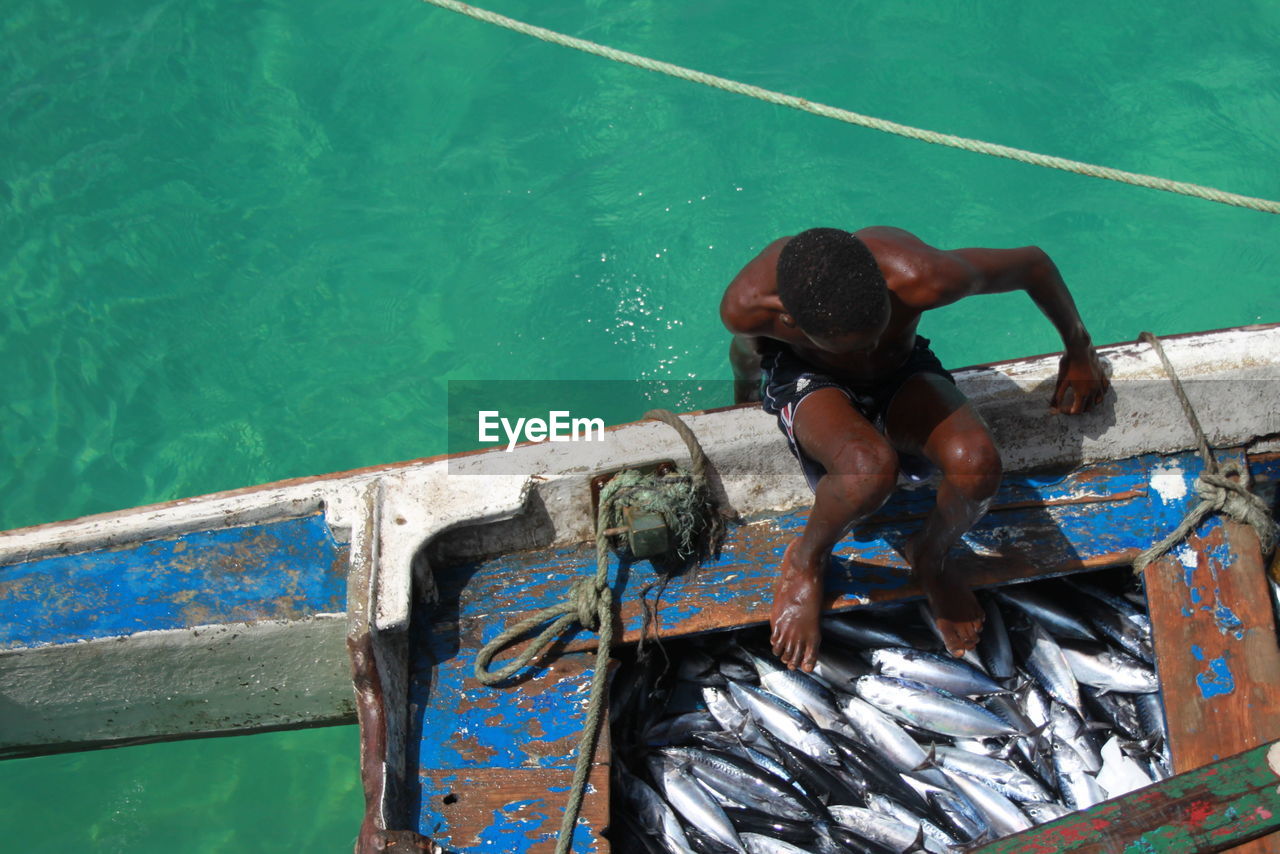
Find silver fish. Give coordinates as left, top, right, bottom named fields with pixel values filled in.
left=1082, top=686, right=1144, bottom=742
left=1065, top=578, right=1146, bottom=621
left=648, top=753, right=745, bottom=853
left=930, top=745, right=1054, bottom=804
left=1059, top=640, right=1159, bottom=694
left=981, top=691, right=1053, bottom=781
left=660, top=746, right=819, bottom=823
left=1050, top=735, right=1106, bottom=811
left=835, top=695, right=930, bottom=772
left=616, top=569, right=1171, bottom=851
left=740, top=833, right=811, bottom=854
left=941, top=768, right=1033, bottom=836
left=1049, top=702, right=1102, bottom=774
left=977, top=593, right=1016, bottom=680
left=828, top=804, right=946, bottom=854
left=810, top=645, right=873, bottom=691
left=997, top=585, right=1098, bottom=641
left=728, top=682, right=842, bottom=766
left=1077, top=598, right=1154, bottom=663
left=1022, top=800, right=1071, bottom=825
left=644, top=710, right=719, bottom=746
left=822, top=613, right=929, bottom=649
left=690, top=731, right=797, bottom=791
left=749, top=652, right=844, bottom=729
left=679, top=649, right=726, bottom=685
left=872, top=647, right=1007, bottom=696
left=906, top=775, right=992, bottom=844
left=1135, top=691, right=1170, bottom=744
left=952, top=737, right=1009, bottom=759
left=866, top=792, right=960, bottom=852
left=704, top=686, right=751, bottom=734
left=1014, top=619, right=1083, bottom=714
left=856, top=675, right=1022, bottom=738
left=617, top=763, right=694, bottom=853
left=1020, top=676, right=1053, bottom=730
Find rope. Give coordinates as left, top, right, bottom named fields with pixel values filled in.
left=418, top=0, right=1280, bottom=215
left=472, top=409, right=721, bottom=854
left=1133, top=332, right=1278, bottom=573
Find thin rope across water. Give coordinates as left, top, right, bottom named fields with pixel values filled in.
left=419, top=0, right=1280, bottom=215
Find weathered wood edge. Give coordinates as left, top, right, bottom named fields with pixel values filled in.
left=973, top=740, right=1280, bottom=854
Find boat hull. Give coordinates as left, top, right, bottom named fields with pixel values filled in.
left=1, top=325, right=1277, bottom=769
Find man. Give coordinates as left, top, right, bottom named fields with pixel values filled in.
left=720, top=227, right=1108, bottom=671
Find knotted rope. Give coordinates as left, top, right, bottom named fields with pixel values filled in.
left=1133, top=332, right=1278, bottom=573
left=473, top=408, right=722, bottom=854
left=418, top=0, right=1280, bottom=215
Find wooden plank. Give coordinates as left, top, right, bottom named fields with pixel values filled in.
left=1145, top=516, right=1280, bottom=775
left=0, top=513, right=347, bottom=648
left=420, top=765, right=610, bottom=854
left=409, top=632, right=612, bottom=853
left=974, top=740, right=1280, bottom=854
left=434, top=451, right=1234, bottom=655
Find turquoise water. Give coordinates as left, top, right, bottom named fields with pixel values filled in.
left=2, top=0, right=1278, bottom=849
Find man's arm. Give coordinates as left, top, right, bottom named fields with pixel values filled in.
left=720, top=242, right=790, bottom=405
left=927, top=244, right=1109, bottom=414
left=730, top=334, right=764, bottom=404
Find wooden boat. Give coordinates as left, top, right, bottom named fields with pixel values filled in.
left=4, top=325, right=1280, bottom=852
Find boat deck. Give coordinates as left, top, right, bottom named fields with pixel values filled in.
left=404, top=448, right=1280, bottom=851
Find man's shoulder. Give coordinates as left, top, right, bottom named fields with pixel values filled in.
left=858, top=227, right=974, bottom=309
left=855, top=226, right=944, bottom=262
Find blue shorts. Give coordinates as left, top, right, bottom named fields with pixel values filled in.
left=759, top=336, right=955, bottom=491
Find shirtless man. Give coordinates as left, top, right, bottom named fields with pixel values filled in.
left=720, top=227, right=1108, bottom=670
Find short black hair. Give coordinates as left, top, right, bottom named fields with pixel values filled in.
left=776, top=228, right=889, bottom=338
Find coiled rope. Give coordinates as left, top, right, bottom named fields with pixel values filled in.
left=473, top=409, right=722, bottom=854
left=1132, top=331, right=1278, bottom=573
left=419, top=0, right=1280, bottom=215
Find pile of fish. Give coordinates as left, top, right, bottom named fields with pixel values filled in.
left=608, top=571, right=1169, bottom=854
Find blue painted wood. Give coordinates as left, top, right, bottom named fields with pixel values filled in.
left=410, top=600, right=606, bottom=852
left=433, top=452, right=1274, bottom=650
left=1144, top=494, right=1280, bottom=775
left=0, top=514, right=346, bottom=648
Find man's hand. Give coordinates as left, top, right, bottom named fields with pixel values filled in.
left=1051, top=344, right=1109, bottom=414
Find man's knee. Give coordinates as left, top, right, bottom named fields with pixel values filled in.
left=936, top=431, right=1003, bottom=500
left=825, top=440, right=899, bottom=511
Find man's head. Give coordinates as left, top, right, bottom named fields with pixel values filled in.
left=777, top=228, right=890, bottom=353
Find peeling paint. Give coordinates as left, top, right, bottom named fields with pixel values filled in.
left=1196, top=655, right=1235, bottom=698
left=1150, top=460, right=1189, bottom=505
left=1212, top=602, right=1243, bottom=636
left=0, top=515, right=344, bottom=648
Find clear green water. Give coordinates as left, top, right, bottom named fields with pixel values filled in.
left=2, top=0, right=1278, bottom=849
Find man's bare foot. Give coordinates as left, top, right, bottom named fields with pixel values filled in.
left=904, top=532, right=985, bottom=657
left=771, top=540, right=825, bottom=671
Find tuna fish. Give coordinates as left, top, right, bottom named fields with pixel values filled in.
left=855, top=675, right=1023, bottom=738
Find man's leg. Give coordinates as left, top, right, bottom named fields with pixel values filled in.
left=773, top=387, right=899, bottom=671
left=884, top=373, right=1003, bottom=656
